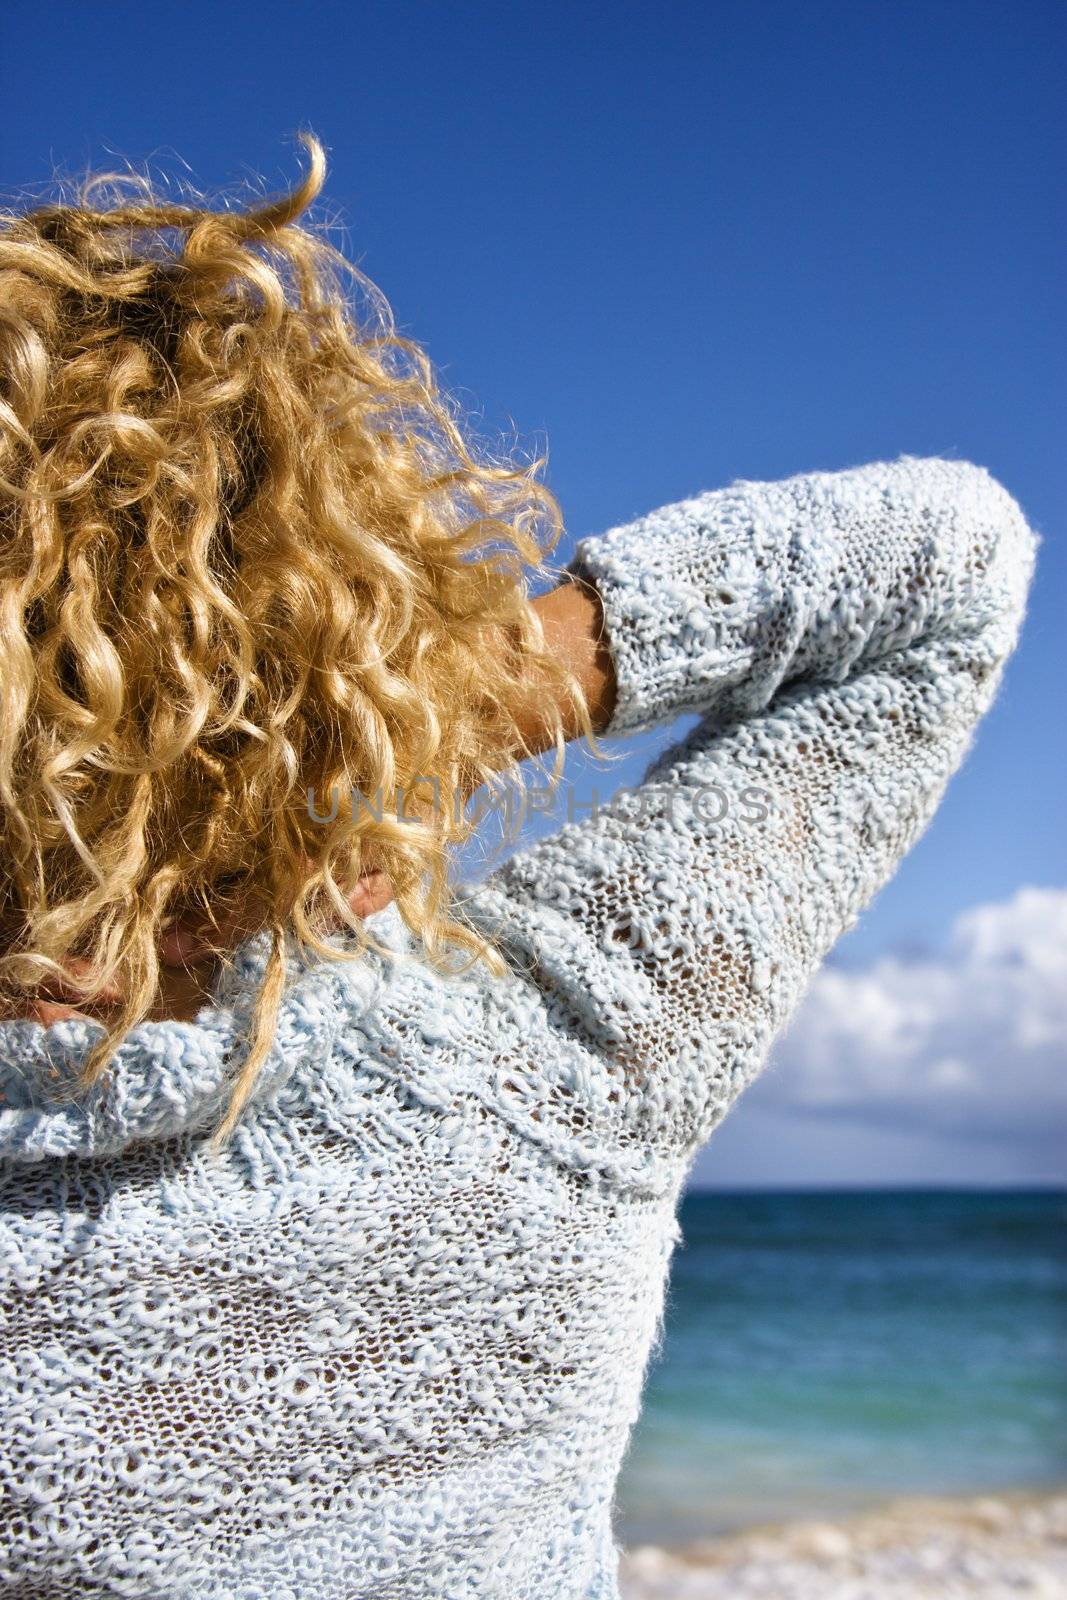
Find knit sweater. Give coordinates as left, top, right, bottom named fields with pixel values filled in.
left=0, top=456, right=1038, bottom=1599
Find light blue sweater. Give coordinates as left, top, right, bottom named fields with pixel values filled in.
left=0, top=457, right=1038, bottom=1598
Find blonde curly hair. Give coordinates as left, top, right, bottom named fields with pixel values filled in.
left=0, top=135, right=592, bottom=1147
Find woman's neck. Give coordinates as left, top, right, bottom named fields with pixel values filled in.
left=143, top=958, right=223, bottom=1023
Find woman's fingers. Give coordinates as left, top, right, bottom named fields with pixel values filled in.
left=25, top=999, right=99, bottom=1026
left=342, top=871, right=395, bottom=921
left=20, top=958, right=125, bottom=1005
left=29, top=956, right=126, bottom=1009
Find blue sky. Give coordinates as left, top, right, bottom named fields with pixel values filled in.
left=4, top=0, right=1063, bottom=1184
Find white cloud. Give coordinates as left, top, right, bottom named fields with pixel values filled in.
left=751, top=886, right=1067, bottom=1150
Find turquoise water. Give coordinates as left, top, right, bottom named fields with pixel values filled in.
left=614, top=1189, right=1067, bottom=1546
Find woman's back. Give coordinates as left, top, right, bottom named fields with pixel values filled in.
left=1, top=899, right=675, bottom=1597
left=0, top=452, right=1038, bottom=1597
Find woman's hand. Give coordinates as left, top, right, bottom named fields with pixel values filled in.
left=4, top=956, right=126, bottom=1028
left=4, top=868, right=397, bottom=1027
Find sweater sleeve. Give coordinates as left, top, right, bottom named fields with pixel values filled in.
left=457, top=456, right=1039, bottom=1177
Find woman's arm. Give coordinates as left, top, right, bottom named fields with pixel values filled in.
left=560, top=455, right=1036, bottom=741
left=517, top=454, right=1036, bottom=760
left=458, top=456, right=1040, bottom=1169
left=517, top=577, right=619, bottom=752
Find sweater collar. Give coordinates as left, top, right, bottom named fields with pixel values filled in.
left=0, top=904, right=410, bottom=1165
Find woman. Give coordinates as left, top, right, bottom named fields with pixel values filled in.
left=0, top=139, right=1038, bottom=1598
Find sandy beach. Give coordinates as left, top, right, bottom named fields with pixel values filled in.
left=618, top=1488, right=1067, bottom=1599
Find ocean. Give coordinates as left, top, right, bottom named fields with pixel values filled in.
left=614, top=1188, right=1067, bottom=1547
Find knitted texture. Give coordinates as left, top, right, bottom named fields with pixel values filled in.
left=0, top=457, right=1038, bottom=1598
